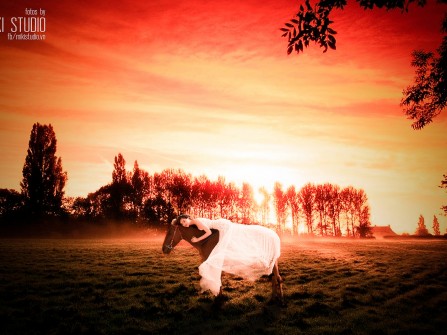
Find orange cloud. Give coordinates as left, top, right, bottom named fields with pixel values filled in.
left=1, top=0, right=446, bottom=234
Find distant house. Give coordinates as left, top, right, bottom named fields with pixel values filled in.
left=370, top=225, right=398, bottom=239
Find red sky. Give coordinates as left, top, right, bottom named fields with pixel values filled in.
left=1, top=0, right=446, bottom=234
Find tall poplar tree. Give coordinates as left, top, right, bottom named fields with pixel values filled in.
left=21, top=123, right=67, bottom=217
left=415, top=214, right=430, bottom=236
left=109, top=153, right=132, bottom=220
left=432, top=215, right=441, bottom=236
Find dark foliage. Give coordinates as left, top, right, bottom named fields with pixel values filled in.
left=282, top=0, right=446, bottom=129
left=2, top=126, right=373, bottom=236
left=20, top=123, right=67, bottom=218
left=401, top=38, right=447, bottom=129
left=440, top=173, right=447, bottom=215
left=0, top=189, right=25, bottom=221
left=281, top=0, right=427, bottom=56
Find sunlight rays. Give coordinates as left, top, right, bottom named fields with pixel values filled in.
left=0, top=0, right=446, bottom=234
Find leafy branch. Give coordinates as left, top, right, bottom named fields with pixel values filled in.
left=281, top=0, right=427, bottom=55
left=280, top=0, right=447, bottom=130
left=280, top=0, right=342, bottom=55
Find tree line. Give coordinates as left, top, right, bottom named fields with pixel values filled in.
left=1, top=123, right=446, bottom=237
left=413, top=214, right=444, bottom=236
left=0, top=123, right=372, bottom=237
left=64, top=155, right=372, bottom=237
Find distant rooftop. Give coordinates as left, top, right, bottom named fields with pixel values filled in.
left=370, top=225, right=398, bottom=238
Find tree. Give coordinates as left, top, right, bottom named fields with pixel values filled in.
left=314, top=184, right=327, bottom=236
left=130, top=161, right=151, bottom=220
left=341, top=186, right=356, bottom=237
left=71, top=187, right=110, bottom=221
left=440, top=173, right=447, bottom=215
left=108, top=153, right=132, bottom=220
left=432, top=215, right=441, bottom=236
left=414, top=214, right=430, bottom=236
left=352, top=188, right=370, bottom=236
left=191, top=174, right=215, bottom=218
left=273, top=182, right=288, bottom=234
left=143, top=194, right=174, bottom=225
left=282, top=0, right=447, bottom=129
left=298, top=183, right=316, bottom=234
left=222, top=181, right=240, bottom=220
left=215, top=176, right=239, bottom=220
left=167, top=169, right=192, bottom=215
left=239, top=182, right=256, bottom=224
left=401, top=45, right=447, bottom=129
left=112, top=153, right=127, bottom=185
left=356, top=206, right=372, bottom=238
left=149, top=169, right=179, bottom=224
left=0, top=189, right=25, bottom=220
left=258, top=186, right=271, bottom=226
left=286, top=185, right=300, bottom=235
left=20, top=123, right=67, bottom=217
left=327, top=184, right=342, bottom=236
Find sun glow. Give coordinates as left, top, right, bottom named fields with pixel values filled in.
left=216, top=161, right=308, bottom=193
left=298, top=223, right=307, bottom=235
left=0, top=0, right=446, bottom=235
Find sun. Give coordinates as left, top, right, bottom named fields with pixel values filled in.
left=298, top=223, right=307, bottom=235
left=218, top=162, right=307, bottom=195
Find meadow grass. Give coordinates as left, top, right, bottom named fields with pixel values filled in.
left=0, top=235, right=446, bottom=334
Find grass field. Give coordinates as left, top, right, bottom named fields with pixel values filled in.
left=0, top=234, right=446, bottom=335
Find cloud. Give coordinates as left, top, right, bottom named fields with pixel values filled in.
left=1, top=0, right=446, bottom=233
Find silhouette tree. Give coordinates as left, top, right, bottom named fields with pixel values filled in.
left=214, top=176, right=239, bottom=219
left=108, top=153, right=132, bottom=220
left=273, top=182, right=288, bottom=234
left=258, top=186, right=271, bottom=226
left=168, top=169, right=192, bottom=215
left=71, top=195, right=94, bottom=220
left=298, top=183, right=316, bottom=234
left=0, top=189, right=25, bottom=220
left=440, top=173, right=447, bottom=215
left=315, top=183, right=332, bottom=236
left=286, top=185, right=300, bottom=235
left=356, top=206, right=372, bottom=238
left=77, top=187, right=110, bottom=220
left=148, top=169, right=176, bottom=223
left=130, top=161, right=151, bottom=220
left=415, top=214, right=430, bottom=236
left=20, top=123, right=67, bottom=218
left=401, top=45, right=447, bottom=129
left=353, top=188, right=369, bottom=232
left=223, top=181, right=241, bottom=220
left=282, top=0, right=447, bottom=129
left=69, top=155, right=136, bottom=222
left=239, top=182, right=256, bottom=224
left=191, top=174, right=215, bottom=218
left=327, top=184, right=342, bottom=236
left=59, top=149, right=374, bottom=233
left=143, top=195, right=174, bottom=224
left=432, top=215, right=441, bottom=236
left=341, top=186, right=356, bottom=236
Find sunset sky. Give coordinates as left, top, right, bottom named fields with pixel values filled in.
left=1, top=0, right=446, bottom=234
